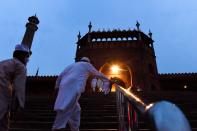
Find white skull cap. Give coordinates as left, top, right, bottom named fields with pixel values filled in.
left=15, top=44, right=30, bottom=53
left=80, top=57, right=90, bottom=63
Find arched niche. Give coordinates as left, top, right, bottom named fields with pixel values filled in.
left=117, top=38, right=122, bottom=41
left=92, top=38, right=96, bottom=42
left=112, top=38, right=116, bottom=41
left=99, top=61, right=132, bottom=91
left=122, top=37, right=127, bottom=41
left=128, top=37, right=132, bottom=40
left=107, top=38, right=111, bottom=41
left=133, top=37, right=137, bottom=40
left=97, top=38, right=102, bottom=42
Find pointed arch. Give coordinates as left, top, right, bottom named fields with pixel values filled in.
left=99, top=60, right=132, bottom=90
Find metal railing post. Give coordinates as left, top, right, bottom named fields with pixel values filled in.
left=116, top=88, right=139, bottom=131
left=116, top=89, right=126, bottom=131
left=127, top=101, right=138, bottom=131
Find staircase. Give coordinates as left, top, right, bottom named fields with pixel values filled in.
left=10, top=91, right=197, bottom=131
left=9, top=92, right=119, bottom=131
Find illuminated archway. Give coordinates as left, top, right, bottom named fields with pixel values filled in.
left=99, top=61, right=132, bottom=91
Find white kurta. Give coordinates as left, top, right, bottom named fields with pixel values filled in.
left=54, top=61, right=110, bottom=111
left=0, top=58, right=27, bottom=119
left=53, top=61, right=110, bottom=129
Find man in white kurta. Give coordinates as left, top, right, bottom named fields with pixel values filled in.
left=0, top=44, right=30, bottom=131
left=52, top=57, right=110, bottom=131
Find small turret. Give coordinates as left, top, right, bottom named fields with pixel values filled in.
left=88, top=22, right=92, bottom=33
left=136, top=21, right=140, bottom=31
left=77, top=31, right=81, bottom=40
left=148, top=29, right=152, bottom=39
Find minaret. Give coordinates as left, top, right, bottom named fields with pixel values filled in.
left=21, top=15, right=39, bottom=50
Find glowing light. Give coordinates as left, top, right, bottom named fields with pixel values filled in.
left=111, top=85, right=116, bottom=92
left=111, top=65, right=120, bottom=74
left=184, top=85, right=187, bottom=89
left=146, top=103, right=154, bottom=110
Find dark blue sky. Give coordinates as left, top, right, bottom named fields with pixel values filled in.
left=0, top=0, right=197, bottom=75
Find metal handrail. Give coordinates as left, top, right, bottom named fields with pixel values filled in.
left=115, top=84, right=192, bottom=131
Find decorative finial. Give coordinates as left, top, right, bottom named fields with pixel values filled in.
left=136, top=21, right=140, bottom=31
left=148, top=29, right=152, bottom=38
left=88, top=21, right=92, bottom=33
left=35, top=67, right=39, bottom=76
left=77, top=31, right=81, bottom=40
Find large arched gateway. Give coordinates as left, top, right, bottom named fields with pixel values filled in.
left=75, top=22, right=160, bottom=91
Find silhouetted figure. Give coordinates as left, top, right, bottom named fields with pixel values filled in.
left=0, top=44, right=31, bottom=131
left=52, top=57, right=111, bottom=131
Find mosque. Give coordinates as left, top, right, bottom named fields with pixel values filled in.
left=9, top=15, right=197, bottom=131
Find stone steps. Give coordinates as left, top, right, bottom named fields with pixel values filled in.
left=10, top=91, right=197, bottom=131
left=10, top=129, right=118, bottom=131
left=10, top=92, right=119, bottom=131
left=10, top=121, right=119, bottom=129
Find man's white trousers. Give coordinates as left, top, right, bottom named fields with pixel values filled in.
left=52, top=104, right=80, bottom=131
